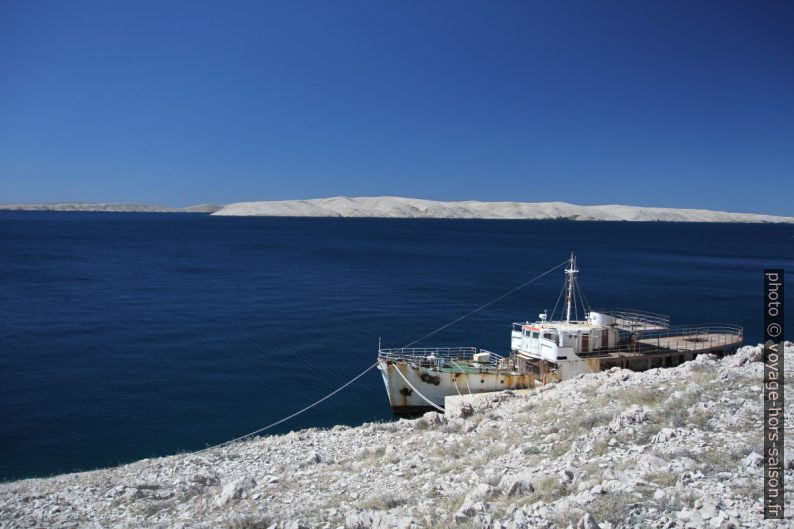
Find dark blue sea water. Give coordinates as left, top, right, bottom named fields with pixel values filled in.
left=1, top=212, right=792, bottom=481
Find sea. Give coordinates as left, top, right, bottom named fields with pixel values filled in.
left=1, top=211, right=792, bottom=481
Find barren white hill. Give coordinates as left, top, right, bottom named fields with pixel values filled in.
left=0, top=203, right=180, bottom=213
left=0, top=203, right=226, bottom=214
left=213, top=196, right=794, bottom=223
left=2, top=197, right=791, bottom=223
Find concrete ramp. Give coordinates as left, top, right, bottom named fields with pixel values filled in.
left=445, top=388, right=534, bottom=416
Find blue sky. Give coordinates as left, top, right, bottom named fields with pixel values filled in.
left=1, top=1, right=792, bottom=213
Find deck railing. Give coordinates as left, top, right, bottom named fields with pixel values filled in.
left=377, top=346, right=506, bottom=370
left=511, top=308, right=671, bottom=330
left=582, top=323, right=743, bottom=357
left=595, top=308, right=671, bottom=329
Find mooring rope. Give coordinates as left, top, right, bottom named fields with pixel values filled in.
left=450, top=359, right=473, bottom=395
left=197, top=259, right=569, bottom=453
left=450, top=366, right=463, bottom=397
left=397, top=259, right=569, bottom=349
left=196, top=362, right=379, bottom=453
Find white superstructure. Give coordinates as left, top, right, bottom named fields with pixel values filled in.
left=377, top=253, right=743, bottom=413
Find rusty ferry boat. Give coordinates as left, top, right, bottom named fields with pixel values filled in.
left=377, top=253, right=744, bottom=414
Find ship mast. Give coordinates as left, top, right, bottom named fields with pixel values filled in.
left=565, top=252, right=578, bottom=323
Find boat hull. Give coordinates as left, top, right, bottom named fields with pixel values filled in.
left=377, top=360, right=532, bottom=414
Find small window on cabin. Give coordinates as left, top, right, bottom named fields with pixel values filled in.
left=543, top=332, right=554, bottom=340
left=531, top=331, right=539, bottom=339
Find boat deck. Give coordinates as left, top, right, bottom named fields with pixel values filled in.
left=638, top=332, right=743, bottom=351
left=440, top=363, right=499, bottom=374
left=580, top=329, right=743, bottom=361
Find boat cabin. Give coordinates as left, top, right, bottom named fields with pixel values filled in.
left=511, top=311, right=620, bottom=362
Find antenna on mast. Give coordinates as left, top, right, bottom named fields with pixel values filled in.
left=564, top=252, right=578, bottom=323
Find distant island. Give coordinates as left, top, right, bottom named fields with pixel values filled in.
left=1, top=196, right=792, bottom=223
left=0, top=203, right=222, bottom=213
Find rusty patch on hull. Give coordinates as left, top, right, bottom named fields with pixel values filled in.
left=379, top=360, right=535, bottom=414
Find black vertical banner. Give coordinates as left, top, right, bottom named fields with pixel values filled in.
left=764, top=269, right=784, bottom=519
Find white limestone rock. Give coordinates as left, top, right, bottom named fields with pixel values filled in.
left=499, top=475, right=534, bottom=497
left=214, top=477, right=256, bottom=507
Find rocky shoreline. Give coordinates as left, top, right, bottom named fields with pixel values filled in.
left=2, top=343, right=792, bottom=529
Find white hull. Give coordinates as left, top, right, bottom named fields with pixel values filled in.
left=377, top=360, right=532, bottom=413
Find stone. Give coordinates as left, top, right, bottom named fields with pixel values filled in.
left=190, top=473, right=218, bottom=486
left=455, top=499, right=487, bottom=521
left=121, top=487, right=141, bottom=500
left=559, top=468, right=575, bottom=485
left=608, top=406, right=648, bottom=434
left=577, top=512, right=600, bottom=529
left=700, top=499, right=719, bottom=519
left=449, top=402, right=474, bottom=419
left=651, top=428, right=676, bottom=444
left=499, top=475, right=534, bottom=497
left=422, top=411, right=446, bottom=426
left=653, top=489, right=666, bottom=501
left=470, top=483, right=495, bottom=501
left=741, top=452, right=763, bottom=468
left=304, top=451, right=322, bottom=465
left=214, top=477, right=256, bottom=507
